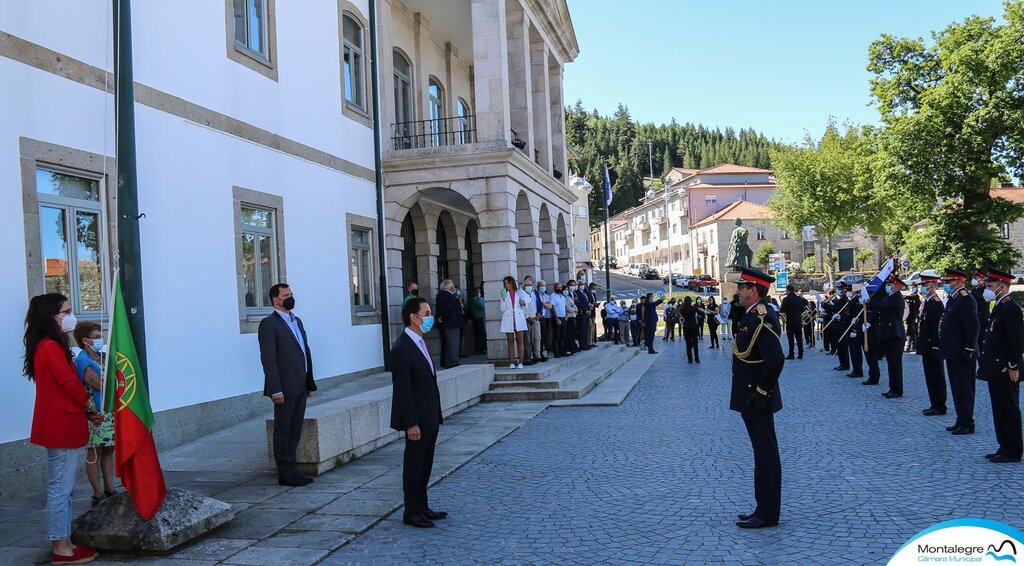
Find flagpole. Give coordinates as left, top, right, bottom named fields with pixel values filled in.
left=603, top=164, right=612, bottom=303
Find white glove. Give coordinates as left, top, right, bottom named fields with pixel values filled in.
left=832, top=313, right=841, bottom=321
left=862, top=322, right=871, bottom=331
left=819, top=307, right=825, bottom=313
left=817, top=317, right=824, bottom=324
left=850, top=331, right=858, bottom=338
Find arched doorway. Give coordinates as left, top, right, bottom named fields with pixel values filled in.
left=436, top=218, right=449, bottom=283
left=401, top=214, right=418, bottom=289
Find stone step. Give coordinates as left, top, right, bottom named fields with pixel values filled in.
left=488, top=344, right=624, bottom=392
left=492, top=342, right=623, bottom=382
left=482, top=346, right=639, bottom=402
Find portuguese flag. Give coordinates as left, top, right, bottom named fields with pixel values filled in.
left=103, top=279, right=167, bottom=520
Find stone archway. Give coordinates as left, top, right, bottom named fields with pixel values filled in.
left=556, top=213, right=570, bottom=282
left=515, top=190, right=539, bottom=280
left=538, top=204, right=556, bottom=284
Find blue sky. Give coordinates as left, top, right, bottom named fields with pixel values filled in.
left=563, top=0, right=1008, bottom=144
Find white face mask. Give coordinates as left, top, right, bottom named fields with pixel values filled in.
left=971, top=278, right=979, bottom=287
left=983, top=288, right=997, bottom=302
left=60, top=312, right=77, bottom=333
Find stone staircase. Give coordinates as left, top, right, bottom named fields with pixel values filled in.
left=482, top=342, right=640, bottom=402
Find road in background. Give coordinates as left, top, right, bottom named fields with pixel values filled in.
left=591, top=269, right=718, bottom=302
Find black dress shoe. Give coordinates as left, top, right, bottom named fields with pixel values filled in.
left=862, top=380, right=879, bottom=385
left=847, top=372, right=864, bottom=378
left=951, top=425, right=975, bottom=435
left=403, top=515, right=435, bottom=528
left=989, top=454, right=1022, bottom=463
left=736, top=516, right=779, bottom=529
left=797, top=354, right=803, bottom=359
left=539, top=357, right=549, bottom=362
left=278, top=475, right=313, bottom=487
left=922, top=408, right=947, bottom=416
left=985, top=452, right=1000, bottom=459
left=737, top=513, right=754, bottom=521
left=423, top=509, right=448, bottom=520
left=833, top=366, right=849, bottom=371
left=785, top=354, right=795, bottom=360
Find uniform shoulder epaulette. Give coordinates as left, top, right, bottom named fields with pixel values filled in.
left=958, top=289, right=969, bottom=297
left=755, top=303, right=767, bottom=316
left=1003, top=296, right=1013, bottom=304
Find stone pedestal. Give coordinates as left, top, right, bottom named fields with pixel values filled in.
left=720, top=271, right=740, bottom=302
left=71, top=488, right=234, bottom=551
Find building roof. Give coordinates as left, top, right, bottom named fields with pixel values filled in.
left=669, top=167, right=699, bottom=176
left=697, top=164, right=774, bottom=175
left=683, top=182, right=777, bottom=192
left=693, top=200, right=773, bottom=228
left=992, top=187, right=1024, bottom=203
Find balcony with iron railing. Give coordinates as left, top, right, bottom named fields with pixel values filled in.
left=391, top=115, right=477, bottom=150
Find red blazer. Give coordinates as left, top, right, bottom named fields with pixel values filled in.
left=30, top=338, right=89, bottom=449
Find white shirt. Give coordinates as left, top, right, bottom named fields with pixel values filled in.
left=403, top=327, right=433, bottom=374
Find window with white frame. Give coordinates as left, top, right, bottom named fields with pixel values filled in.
left=756, top=227, right=766, bottom=240
left=233, top=0, right=269, bottom=59
left=240, top=205, right=279, bottom=313
left=705, top=195, right=717, bottom=206
left=781, top=231, right=790, bottom=240
left=1002, top=224, right=1011, bottom=239
left=342, top=14, right=365, bottom=110
left=456, top=98, right=471, bottom=144
left=393, top=50, right=414, bottom=147
left=351, top=227, right=374, bottom=311
left=36, top=167, right=106, bottom=315
left=428, top=78, right=445, bottom=147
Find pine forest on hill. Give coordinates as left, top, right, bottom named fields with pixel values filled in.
left=565, top=101, right=787, bottom=228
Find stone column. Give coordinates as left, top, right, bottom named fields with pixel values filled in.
left=506, top=8, right=533, bottom=154
left=540, top=240, right=558, bottom=284
left=530, top=36, right=551, bottom=171
left=471, top=0, right=511, bottom=145
left=517, top=235, right=541, bottom=280
left=477, top=181, right=520, bottom=361
left=548, top=61, right=567, bottom=182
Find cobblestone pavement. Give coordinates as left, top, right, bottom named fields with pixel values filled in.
left=327, top=339, right=1024, bottom=565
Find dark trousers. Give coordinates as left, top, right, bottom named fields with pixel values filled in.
left=866, top=343, right=881, bottom=381
left=881, top=338, right=904, bottom=394
left=987, top=378, right=1023, bottom=458
left=835, top=331, right=850, bottom=369
left=786, top=325, right=804, bottom=357
left=607, top=319, right=620, bottom=343
left=906, top=320, right=918, bottom=350
left=847, top=334, right=863, bottom=374
left=540, top=317, right=550, bottom=353
left=472, top=318, right=486, bottom=354
left=804, top=322, right=814, bottom=346
left=684, top=327, right=699, bottom=361
left=552, top=317, right=566, bottom=356
left=664, top=321, right=676, bottom=340
left=273, top=395, right=308, bottom=478
left=577, top=315, right=590, bottom=349
left=709, top=321, right=720, bottom=348
left=442, top=328, right=461, bottom=367
left=947, top=357, right=976, bottom=428
left=631, top=321, right=641, bottom=346
left=741, top=411, right=782, bottom=521
left=922, top=351, right=947, bottom=411
left=564, top=318, right=577, bottom=353
left=644, top=321, right=657, bottom=352
left=402, top=426, right=439, bottom=519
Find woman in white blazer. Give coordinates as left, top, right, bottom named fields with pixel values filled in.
left=499, top=275, right=531, bottom=368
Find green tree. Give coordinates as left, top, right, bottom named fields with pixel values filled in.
left=754, top=242, right=776, bottom=269
left=855, top=248, right=875, bottom=271
left=868, top=0, right=1024, bottom=270
left=767, top=122, right=877, bottom=283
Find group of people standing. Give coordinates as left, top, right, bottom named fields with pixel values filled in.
left=498, top=275, right=602, bottom=367
left=660, top=296, right=725, bottom=362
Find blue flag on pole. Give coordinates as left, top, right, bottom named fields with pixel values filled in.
left=604, top=164, right=612, bottom=206
left=865, top=258, right=896, bottom=293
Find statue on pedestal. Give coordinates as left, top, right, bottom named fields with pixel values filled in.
left=726, top=219, right=752, bottom=269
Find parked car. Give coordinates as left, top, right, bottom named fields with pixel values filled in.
left=689, top=275, right=719, bottom=291
left=662, top=272, right=684, bottom=285
left=673, top=275, right=691, bottom=288
left=839, top=273, right=867, bottom=287
left=1014, top=274, right=1024, bottom=285
left=628, top=263, right=649, bottom=277
left=641, top=267, right=660, bottom=280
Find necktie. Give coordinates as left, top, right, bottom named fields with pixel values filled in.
left=417, top=336, right=434, bottom=374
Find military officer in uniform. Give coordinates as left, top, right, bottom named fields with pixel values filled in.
left=916, top=271, right=947, bottom=415
left=971, top=270, right=990, bottom=365
left=978, top=268, right=1023, bottom=463
left=867, top=275, right=907, bottom=398
left=780, top=285, right=808, bottom=359
left=829, top=282, right=852, bottom=371
left=939, top=268, right=980, bottom=435
left=730, top=267, right=784, bottom=529
left=862, top=288, right=883, bottom=385
left=844, top=289, right=865, bottom=378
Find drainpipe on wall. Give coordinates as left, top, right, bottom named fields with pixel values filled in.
left=368, top=0, right=391, bottom=370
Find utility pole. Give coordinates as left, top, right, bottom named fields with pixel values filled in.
left=648, top=140, right=671, bottom=298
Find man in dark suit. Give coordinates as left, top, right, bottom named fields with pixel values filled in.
left=435, top=279, right=465, bottom=369
left=844, top=291, right=864, bottom=379
left=829, top=282, right=852, bottom=371
left=977, top=268, right=1024, bottom=463
left=916, top=271, right=947, bottom=415
left=939, top=268, right=981, bottom=435
left=730, top=267, right=784, bottom=529
left=780, top=285, right=807, bottom=360
left=571, top=280, right=592, bottom=351
left=259, top=283, right=317, bottom=486
left=391, top=297, right=447, bottom=528
left=971, top=270, right=990, bottom=364
left=642, top=293, right=663, bottom=354
left=868, top=276, right=907, bottom=398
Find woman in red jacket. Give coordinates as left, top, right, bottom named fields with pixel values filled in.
left=24, top=293, right=99, bottom=565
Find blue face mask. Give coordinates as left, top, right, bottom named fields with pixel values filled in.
left=419, top=315, right=435, bottom=333
left=538, top=286, right=546, bottom=293
left=943, top=284, right=952, bottom=294
left=885, top=285, right=894, bottom=295
left=562, top=290, right=569, bottom=296
left=524, top=285, right=534, bottom=293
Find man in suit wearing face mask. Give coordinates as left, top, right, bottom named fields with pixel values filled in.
left=259, top=283, right=317, bottom=486
left=977, top=267, right=1024, bottom=463
left=391, top=297, right=446, bottom=527
left=939, top=268, right=981, bottom=436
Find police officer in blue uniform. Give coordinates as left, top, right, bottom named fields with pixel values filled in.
left=829, top=282, right=853, bottom=372
left=867, top=275, right=907, bottom=398
left=916, top=271, right=947, bottom=415
left=730, top=267, right=784, bottom=529
left=977, top=268, right=1023, bottom=463
left=939, top=268, right=980, bottom=435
